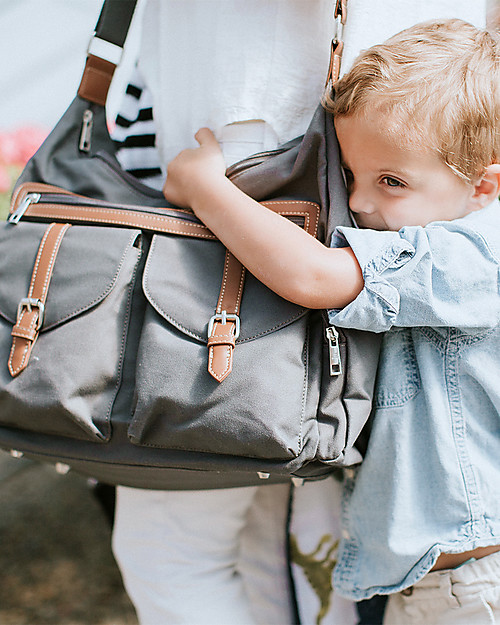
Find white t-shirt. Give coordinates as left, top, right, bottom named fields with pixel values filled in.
left=137, top=0, right=487, bottom=167
left=138, top=0, right=334, bottom=166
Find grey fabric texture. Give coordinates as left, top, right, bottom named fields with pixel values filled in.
left=0, top=95, right=381, bottom=489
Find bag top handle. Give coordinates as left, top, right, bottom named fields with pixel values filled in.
left=78, top=0, right=138, bottom=106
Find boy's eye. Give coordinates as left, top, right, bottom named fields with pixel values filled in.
left=381, top=176, right=405, bottom=188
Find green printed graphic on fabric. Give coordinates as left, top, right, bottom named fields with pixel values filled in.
left=290, top=533, right=338, bottom=625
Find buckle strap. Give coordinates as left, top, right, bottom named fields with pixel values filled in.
left=78, top=0, right=138, bottom=105
left=325, top=0, right=348, bottom=87
left=77, top=55, right=116, bottom=107
left=9, top=222, right=71, bottom=377
left=205, top=200, right=320, bottom=383
left=207, top=252, right=245, bottom=383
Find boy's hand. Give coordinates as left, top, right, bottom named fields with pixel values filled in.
left=163, top=127, right=226, bottom=209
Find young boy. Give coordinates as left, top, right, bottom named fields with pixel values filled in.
left=163, top=18, right=500, bottom=624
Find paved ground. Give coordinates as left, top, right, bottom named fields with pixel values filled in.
left=0, top=450, right=138, bottom=625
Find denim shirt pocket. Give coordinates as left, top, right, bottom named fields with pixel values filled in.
left=375, top=328, right=421, bottom=408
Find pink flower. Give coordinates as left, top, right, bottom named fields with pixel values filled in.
left=0, top=164, right=11, bottom=193
left=0, top=132, right=20, bottom=165
left=12, top=126, right=47, bottom=165
left=0, top=126, right=47, bottom=167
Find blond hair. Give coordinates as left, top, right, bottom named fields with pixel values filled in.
left=323, top=19, right=500, bottom=183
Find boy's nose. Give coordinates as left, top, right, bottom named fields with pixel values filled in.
left=348, top=188, right=376, bottom=215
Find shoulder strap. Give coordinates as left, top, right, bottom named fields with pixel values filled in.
left=325, top=0, right=347, bottom=87
left=94, top=0, right=137, bottom=47
left=78, top=0, right=138, bottom=106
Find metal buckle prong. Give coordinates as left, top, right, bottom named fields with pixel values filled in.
left=208, top=312, right=241, bottom=340
left=17, top=298, right=45, bottom=331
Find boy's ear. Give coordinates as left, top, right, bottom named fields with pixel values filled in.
left=471, top=164, right=500, bottom=208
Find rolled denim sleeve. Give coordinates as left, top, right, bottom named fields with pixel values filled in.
left=328, top=216, right=500, bottom=332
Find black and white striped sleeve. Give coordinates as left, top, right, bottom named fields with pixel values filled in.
left=111, top=66, right=164, bottom=191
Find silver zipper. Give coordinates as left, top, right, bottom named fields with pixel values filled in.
left=326, top=326, right=342, bottom=376
left=26, top=191, right=202, bottom=224
left=79, top=109, right=94, bottom=153
left=8, top=192, right=41, bottom=224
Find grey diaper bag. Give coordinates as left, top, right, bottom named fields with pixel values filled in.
left=0, top=0, right=380, bottom=489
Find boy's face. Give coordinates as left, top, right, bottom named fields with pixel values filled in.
left=334, top=112, right=477, bottom=231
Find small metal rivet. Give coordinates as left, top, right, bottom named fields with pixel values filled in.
left=257, top=472, right=270, bottom=479
left=10, top=449, right=24, bottom=459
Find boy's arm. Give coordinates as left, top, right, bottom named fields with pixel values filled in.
left=163, top=128, right=364, bottom=310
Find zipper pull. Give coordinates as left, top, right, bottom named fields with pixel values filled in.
left=79, top=109, right=94, bottom=153
left=326, top=326, right=342, bottom=376
left=8, top=192, right=41, bottom=224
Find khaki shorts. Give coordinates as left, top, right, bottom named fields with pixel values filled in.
left=384, top=550, right=500, bottom=625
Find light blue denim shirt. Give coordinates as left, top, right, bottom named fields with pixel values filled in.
left=328, top=199, right=500, bottom=600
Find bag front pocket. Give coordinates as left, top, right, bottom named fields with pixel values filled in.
left=0, top=221, right=142, bottom=441
left=129, top=234, right=319, bottom=462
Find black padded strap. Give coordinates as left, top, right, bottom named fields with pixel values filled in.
left=94, top=0, right=138, bottom=48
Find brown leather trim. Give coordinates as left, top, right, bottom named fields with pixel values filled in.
left=261, top=200, right=320, bottom=238
left=16, top=203, right=218, bottom=240
left=325, top=40, right=344, bottom=88
left=77, top=54, right=116, bottom=106
left=207, top=252, right=245, bottom=382
left=9, top=223, right=71, bottom=377
left=11, top=184, right=321, bottom=240
left=216, top=252, right=246, bottom=318
left=207, top=322, right=238, bottom=382
left=334, top=0, right=347, bottom=23
left=12, top=183, right=78, bottom=206
left=10, top=184, right=321, bottom=384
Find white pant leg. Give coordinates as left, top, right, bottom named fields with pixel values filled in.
left=112, top=485, right=274, bottom=625
left=112, top=120, right=293, bottom=625
left=239, top=483, right=295, bottom=625
left=383, top=551, right=500, bottom=625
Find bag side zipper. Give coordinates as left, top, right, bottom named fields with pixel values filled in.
left=326, top=325, right=342, bottom=376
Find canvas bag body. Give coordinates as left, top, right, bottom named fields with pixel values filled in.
left=0, top=7, right=381, bottom=489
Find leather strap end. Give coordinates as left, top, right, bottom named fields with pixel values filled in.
left=9, top=310, right=41, bottom=376
left=207, top=322, right=237, bottom=383
left=8, top=336, right=34, bottom=377
left=77, top=54, right=116, bottom=106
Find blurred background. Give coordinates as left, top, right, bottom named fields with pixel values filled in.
left=0, top=0, right=144, bottom=219
left=0, top=2, right=142, bottom=623
left=0, top=1, right=499, bottom=623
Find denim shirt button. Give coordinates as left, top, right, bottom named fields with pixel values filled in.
left=342, top=529, right=350, bottom=540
